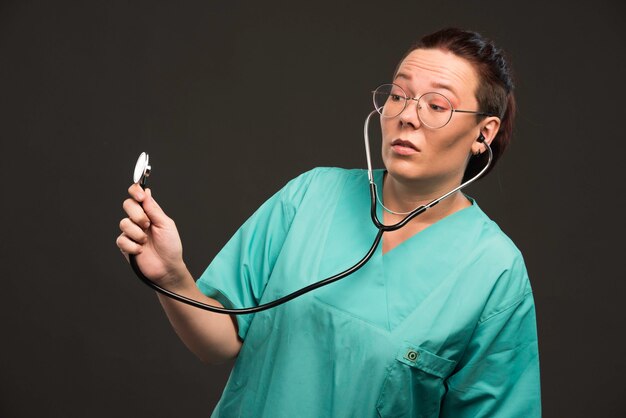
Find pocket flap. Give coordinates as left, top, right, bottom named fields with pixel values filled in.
left=396, top=342, right=457, bottom=379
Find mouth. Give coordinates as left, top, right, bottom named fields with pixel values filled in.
left=390, top=139, right=419, bottom=154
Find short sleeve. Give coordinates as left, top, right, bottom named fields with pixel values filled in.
left=440, top=267, right=541, bottom=417
left=195, top=170, right=316, bottom=340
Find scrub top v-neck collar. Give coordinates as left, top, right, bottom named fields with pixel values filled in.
left=373, top=169, right=478, bottom=257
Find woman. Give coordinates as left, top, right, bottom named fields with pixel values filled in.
left=117, top=28, right=541, bottom=417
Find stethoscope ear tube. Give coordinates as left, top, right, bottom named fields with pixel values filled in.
left=363, top=110, right=493, bottom=232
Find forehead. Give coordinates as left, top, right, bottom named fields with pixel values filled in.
left=395, top=48, right=478, bottom=99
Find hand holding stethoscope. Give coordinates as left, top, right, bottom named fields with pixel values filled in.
left=117, top=153, right=189, bottom=290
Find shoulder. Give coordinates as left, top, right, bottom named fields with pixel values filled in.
left=287, top=167, right=365, bottom=186
left=475, top=210, right=524, bottom=267
left=280, top=167, right=366, bottom=204
left=467, top=203, right=533, bottom=321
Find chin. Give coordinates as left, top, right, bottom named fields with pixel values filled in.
left=384, top=159, right=427, bottom=183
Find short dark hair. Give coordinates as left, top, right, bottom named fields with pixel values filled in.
left=396, top=28, right=516, bottom=181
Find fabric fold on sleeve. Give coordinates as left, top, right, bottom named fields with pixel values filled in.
left=196, top=169, right=319, bottom=340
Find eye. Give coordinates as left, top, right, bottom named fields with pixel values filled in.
left=420, top=92, right=452, bottom=114
left=390, top=94, right=403, bottom=102
left=429, top=103, right=446, bottom=112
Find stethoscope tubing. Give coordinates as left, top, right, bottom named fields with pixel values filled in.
left=129, top=230, right=383, bottom=315
left=129, top=110, right=492, bottom=315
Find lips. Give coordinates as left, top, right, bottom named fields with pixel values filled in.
left=391, top=139, right=418, bottom=151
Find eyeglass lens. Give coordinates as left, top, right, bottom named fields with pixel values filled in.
left=372, top=84, right=453, bottom=129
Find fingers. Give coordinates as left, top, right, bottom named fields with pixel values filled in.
left=117, top=217, right=147, bottom=260
left=126, top=184, right=170, bottom=227
left=123, top=198, right=151, bottom=229
left=119, top=184, right=173, bottom=261
left=116, top=233, right=142, bottom=256
left=141, top=188, right=171, bottom=227
left=119, top=217, right=148, bottom=244
left=128, top=183, right=146, bottom=202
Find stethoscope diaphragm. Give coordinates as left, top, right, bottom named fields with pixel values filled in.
left=133, top=152, right=151, bottom=187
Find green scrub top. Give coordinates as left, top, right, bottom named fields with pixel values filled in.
left=197, top=168, right=541, bottom=418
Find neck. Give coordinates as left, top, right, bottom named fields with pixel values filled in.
left=381, top=172, right=471, bottom=223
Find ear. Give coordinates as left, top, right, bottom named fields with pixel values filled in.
left=471, top=116, right=501, bottom=155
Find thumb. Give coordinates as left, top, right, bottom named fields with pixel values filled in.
left=142, top=188, right=170, bottom=226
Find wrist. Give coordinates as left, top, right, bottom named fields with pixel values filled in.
left=161, top=260, right=192, bottom=290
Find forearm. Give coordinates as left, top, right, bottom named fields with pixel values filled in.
left=156, top=266, right=242, bottom=364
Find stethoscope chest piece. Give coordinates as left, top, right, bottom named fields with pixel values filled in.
left=133, top=152, right=151, bottom=187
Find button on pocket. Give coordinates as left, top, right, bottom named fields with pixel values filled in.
left=405, top=349, right=419, bottom=362
left=376, top=342, right=457, bottom=418
left=396, top=342, right=456, bottom=379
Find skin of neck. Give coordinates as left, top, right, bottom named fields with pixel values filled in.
left=382, top=166, right=472, bottom=225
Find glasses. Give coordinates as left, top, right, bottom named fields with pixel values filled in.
left=372, top=83, right=490, bottom=129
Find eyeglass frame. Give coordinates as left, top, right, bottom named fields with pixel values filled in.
left=372, top=83, right=493, bottom=129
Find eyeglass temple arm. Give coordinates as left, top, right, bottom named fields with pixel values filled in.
left=453, top=109, right=491, bottom=116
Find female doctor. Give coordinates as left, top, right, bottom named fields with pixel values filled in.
left=117, top=28, right=541, bottom=417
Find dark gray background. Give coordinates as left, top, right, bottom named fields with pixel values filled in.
left=1, top=0, right=624, bottom=417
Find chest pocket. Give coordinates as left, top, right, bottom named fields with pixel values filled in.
left=376, top=342, right=457, bottom=418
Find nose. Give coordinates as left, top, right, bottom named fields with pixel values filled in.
left=398, top=97, right=421, bottom=129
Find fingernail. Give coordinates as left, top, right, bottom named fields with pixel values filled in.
left=144, top=221, right=150, bottom=229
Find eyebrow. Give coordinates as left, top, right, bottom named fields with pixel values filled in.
left=394, top=72, right=459, bottom=98
left=431, top=81, right=459, bottom=98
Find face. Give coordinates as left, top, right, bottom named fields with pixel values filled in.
left=380, top=48, right=487, bottom=190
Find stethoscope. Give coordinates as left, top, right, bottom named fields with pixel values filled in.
left=128, top=110, right=492, bottom=315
